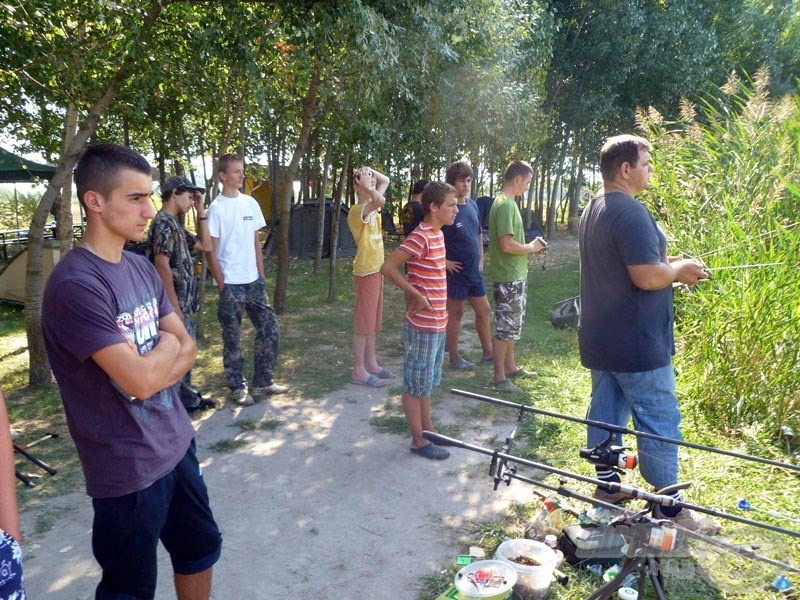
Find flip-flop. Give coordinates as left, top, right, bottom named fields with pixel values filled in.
left=508, top=368, right=536, bottom=379
left=410, top=443, right=450, bottom=460
left=349, top=374, right=387, bottom=388
left=369, top=368, right=397, bottom=379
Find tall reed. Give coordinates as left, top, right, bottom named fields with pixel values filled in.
left=636, top=69, right=800, bottom=442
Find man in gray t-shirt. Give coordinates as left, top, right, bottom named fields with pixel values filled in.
left=578, top=134, right=717, bottom=534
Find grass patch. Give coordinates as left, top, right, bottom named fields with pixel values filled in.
left=2, top=235, right=798, bottom=598
left=369, top=415, right=408, bottom=435
left=207, top=438, right=248, bottom=453
left=233, top=418, right=285, bottom=432
left=414, top=236, right=799, bottom=599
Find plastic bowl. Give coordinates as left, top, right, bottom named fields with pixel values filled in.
left=453, top=559, right=517, bottom=600
left=495, top=539, right=556, bottom=600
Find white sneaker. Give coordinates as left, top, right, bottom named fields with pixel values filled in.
left=252, top=383, right=291, bottom=397
left=229, top=388, right=254, bottom=406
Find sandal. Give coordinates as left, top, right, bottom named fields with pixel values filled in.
left=369, top=368, right=397, bottom=379
left=448, top=357, right=476, bottom=371
left=508, top=368, right=536, bottom=379
left=410, top=443, right=450, bottom=460
left=349, top=374, right=388, bottom=388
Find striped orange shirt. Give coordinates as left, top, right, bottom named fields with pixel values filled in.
left=400, top=223, right=448, bottom=332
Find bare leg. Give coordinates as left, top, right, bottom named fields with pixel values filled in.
left=175, top=568, right=212, bottom=600
left=505, top=340, right=519, bottom=375
left=445, top=299, right=466, bottom=364
left=402, top=391, right=428, bottom=448
left=352, top=333, right=370, bottom=382
left=492, top=339, right=510, bottom=383
left=468, top=295, right=493, bottom=359
left=364, top=333, right=383, bottom=374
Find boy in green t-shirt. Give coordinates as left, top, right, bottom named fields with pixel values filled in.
left=486, top=160, right=547, bottom=391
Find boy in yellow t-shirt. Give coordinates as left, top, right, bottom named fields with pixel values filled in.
left=347, top=166, right=394, bottom=387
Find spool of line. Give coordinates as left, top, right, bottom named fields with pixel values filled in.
left=618, top=587, right=638, bottom=600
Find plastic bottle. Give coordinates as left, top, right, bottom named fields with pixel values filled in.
left=527, top=496, right=568, bottom=539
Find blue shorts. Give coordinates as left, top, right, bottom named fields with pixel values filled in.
left=403, top=322, right=446, bottom=398
left=92, top=440, right=222, bottom=599
left=447, top=277, right=486, bottom=301
left=0, top=530, right=25, bottom=598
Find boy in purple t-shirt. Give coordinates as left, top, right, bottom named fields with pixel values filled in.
left=381, top=182, right=459, bottom=460
left=42, top=143, right=221, bottom=599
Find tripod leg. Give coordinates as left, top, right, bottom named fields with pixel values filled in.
left=15, top=469, right=35, bottom=487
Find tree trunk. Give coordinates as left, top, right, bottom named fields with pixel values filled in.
left=568, top=152, right=584, bottom=235
left=25, top=0, right=167, bottom=386
left=54, top=104, right=79, bottom=251
left=547, top=171, right=561, bottom=239
left=313, top=144, right=332, bottom=275
left=328, top=152, right=349, bottom=304
left=274, top=62, right=320, bottom=313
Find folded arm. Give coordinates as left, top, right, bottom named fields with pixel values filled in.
left=91, top=312, right=195, bottom=399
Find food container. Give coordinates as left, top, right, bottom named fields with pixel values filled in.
left=453, top=559, right=517, bottom=600
left=495, top=539, right=556, bottom=600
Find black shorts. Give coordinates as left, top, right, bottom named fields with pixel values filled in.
left=92, top=439, right=222, bottom=599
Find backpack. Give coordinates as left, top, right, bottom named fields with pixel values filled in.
left=550, top=296, right=580, bottom=329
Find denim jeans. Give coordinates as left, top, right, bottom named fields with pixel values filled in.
left=586, top=364, right=681, bottom=489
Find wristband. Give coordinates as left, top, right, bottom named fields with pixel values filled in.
left=198, top=216, right=208, bottom=221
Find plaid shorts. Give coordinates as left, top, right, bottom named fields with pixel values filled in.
left=402, top=322, right=446, bottom=398
left=493, top=279, right=527, bottom=341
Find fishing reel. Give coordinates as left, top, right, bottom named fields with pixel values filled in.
left=580, top=435, right=638, bottom=472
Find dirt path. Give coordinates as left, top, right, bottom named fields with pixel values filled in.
left=19, top=344, right=541, bottom=599
left=20, top=236, right=578, bottom=599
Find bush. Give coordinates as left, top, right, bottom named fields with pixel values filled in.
left=637, top=69, right=800, bottom=441
left=0, top=188, right=42, bottom=229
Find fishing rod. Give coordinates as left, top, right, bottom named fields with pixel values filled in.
left=423, top=430, right=800, bottom=541
left=451, top=389, right=800, bottom=474
left=434, top=418, right=800, bottom=578
left=704, top=261, right=786, bottom=273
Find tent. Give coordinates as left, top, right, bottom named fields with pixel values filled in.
left=264, top=201, right=356, bottom=259
left=0, top=147, right=56, bottom=182
left=0, top=240, right=61, bottom=304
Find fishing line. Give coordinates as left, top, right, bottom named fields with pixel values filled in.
left=689, top=221, right=800, bottom=260
left=451, top=389, right=800, bottom=474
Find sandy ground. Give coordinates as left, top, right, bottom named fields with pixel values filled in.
left=19, top=331, right=540, bottom=599
left=20, top=237, right=578, bottom=599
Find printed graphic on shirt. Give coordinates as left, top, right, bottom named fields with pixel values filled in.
left=113, top=295, right=174, bottom=411
left=116, top=296, right=159, bottom=355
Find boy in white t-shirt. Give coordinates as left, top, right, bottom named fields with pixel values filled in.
left=206, top=154, right=290, bottom=406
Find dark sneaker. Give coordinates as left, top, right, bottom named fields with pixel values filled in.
left=410, top=443, right=450, bottom=460
left=593, top=486, right=632, bottom=505
left=668, top=509, right=722, bottom=535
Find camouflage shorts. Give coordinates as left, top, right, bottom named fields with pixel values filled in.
left=492, top=279, right=527, bottom=341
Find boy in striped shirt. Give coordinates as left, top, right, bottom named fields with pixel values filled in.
left=381, top=182, right=459, bottom=460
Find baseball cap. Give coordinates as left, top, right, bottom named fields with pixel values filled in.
left=162, top=175, right=205, bottom=199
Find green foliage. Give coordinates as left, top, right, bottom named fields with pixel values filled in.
left=637, top=71, right=800, bottom=438
left=0, top=188, right=41, bottom=230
